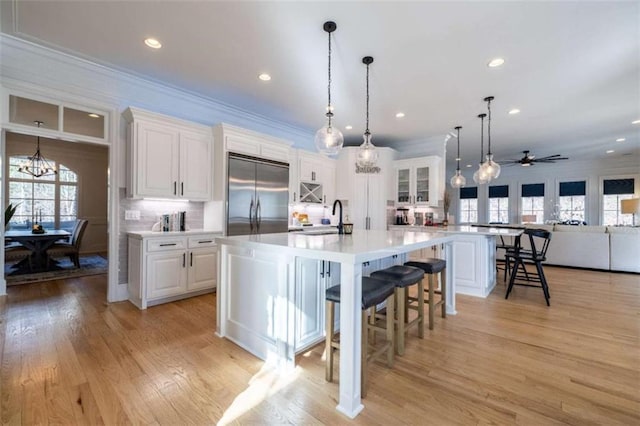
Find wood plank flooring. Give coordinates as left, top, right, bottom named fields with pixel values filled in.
left=1, top=267, right=638, bottom=425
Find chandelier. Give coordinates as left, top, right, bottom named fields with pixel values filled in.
left=18, top=121, right=57, bottom=178
left=314, top=21, right=344, bottom=157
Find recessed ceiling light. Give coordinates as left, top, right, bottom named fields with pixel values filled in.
left=632, top=119, right=640, bottom=124
left=144, top=38, right=162, bottom=49
left=345, top=125, right=353, bottom=130
left=466, top=164, right=472, bottom=168
left=606, top=150, right=615, bottom=154
left=508, top=108, right=520, bottom=115
left=258, top=73, right=271, bottom=81
left=487, top=58, right=505, bottom=68
left=395, top=112, right=405, bottom=118
left=88, top=113, right=100, bottom=118
left=616, top=138, right=626, bottom=142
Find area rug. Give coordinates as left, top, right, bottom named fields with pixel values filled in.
left=5, top=254, right=108, bottom=286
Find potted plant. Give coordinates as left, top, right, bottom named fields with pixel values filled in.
left=4, top=202, right=19, bottom=230
left=442, top=191, right=451, bottom=226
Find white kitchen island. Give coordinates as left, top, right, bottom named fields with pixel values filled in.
left=215, top=227, right=521, bottom=418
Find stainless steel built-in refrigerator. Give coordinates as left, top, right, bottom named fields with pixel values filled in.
left=227, top=153, right=289, bottom=236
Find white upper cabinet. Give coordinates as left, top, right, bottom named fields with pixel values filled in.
left=212, top=123, right=293, bottom=201
left=124, top=107, right=213, bottom=201
left=393, top=156, right=441, bottom=206
left=294, top=150, right=336, bottom=205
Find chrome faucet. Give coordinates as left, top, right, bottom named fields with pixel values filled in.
left=332, top=199, right=344, bottom=235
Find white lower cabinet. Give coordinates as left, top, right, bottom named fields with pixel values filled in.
left=128, top=232, right=218, bottom=309
left=294, top=258, right=340, bottom=353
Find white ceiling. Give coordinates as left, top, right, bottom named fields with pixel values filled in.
left=1, top=1, right=639, bottom=164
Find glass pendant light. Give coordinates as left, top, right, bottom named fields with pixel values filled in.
left=356, top=56, right=378, bottom=167
left=18, top=121, right=57, bottom=178
left=481, top=95, right=501, bottom=180
left=314, top=21, right=344, bottom=157
left=450, top=126, right=466, bottom=188
left=473, top=113, right=490, bottom=184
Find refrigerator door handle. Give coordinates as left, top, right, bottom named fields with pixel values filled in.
left=249, top=198, right=254, bottom=232
left=256, top=198, right=261, bottom=232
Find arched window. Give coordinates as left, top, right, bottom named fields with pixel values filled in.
left=8, top=156, right=78, bottom=231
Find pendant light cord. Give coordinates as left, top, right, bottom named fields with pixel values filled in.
left=479, top=114, right=485, bottom=163
left=456, top=127, right=461, bottom=172
left=486, top=98, right=492, bottom=155
left=365, top=61, right=370, bottom=137
left=326, top=29, right=333, bottom=127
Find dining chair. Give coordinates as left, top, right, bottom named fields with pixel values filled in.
left=504, top=228, right=552, bottom=305
left=47, top=219, right=89, bottom=268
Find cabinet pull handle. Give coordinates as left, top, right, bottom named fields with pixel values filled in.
left=159, top=243, right=177, bottom=247
left=174, top=181, right=177, bottom=195
left=182, top=253, right=186, bottom=268
left=190, top=252, right=193, bottom=267
left=293, top=192, right=296, bottom=203
left=198, top=240, right=213, bottom=244
left=327, top=262, right=331, bottom=277
left=320, top=261, right=325, bottom=278
left=312, top=171, right=316, bottom=181
left=181, top=182, right=184, bottom=196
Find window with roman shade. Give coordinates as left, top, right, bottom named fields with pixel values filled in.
left=488, top=185, right=509, bottom=223
left=559, top=180, right=586, bottom=223
left=603, top=178, right=635, bottom=226
left=459, top=187, right=478, bottom=223
left=521, top=183, right=545, bottom=223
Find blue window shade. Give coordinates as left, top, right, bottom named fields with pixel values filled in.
left=460, top=187, right=477, bottom=199
left=559, top=181, right=586, bottom=196
left=522, top=183, right=545, bottom=197
left=489, top=185, right=509, bottom=198
left=603, top=179, right=634, bottom=195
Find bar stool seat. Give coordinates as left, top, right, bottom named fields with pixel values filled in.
left=405, top=259, right=447, bottom=330
left=370, top=265, right=425, bottom=355
left=325, top=276, right=396, bottom=397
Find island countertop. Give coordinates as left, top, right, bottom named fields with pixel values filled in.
left=215, top=229, right=455, bottom=264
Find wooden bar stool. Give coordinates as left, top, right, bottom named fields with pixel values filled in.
left=325, top=276, right=396, bottom=397
left=405, top=259, right=446, bottom=330
left=370, top=265, right=425, bottom=356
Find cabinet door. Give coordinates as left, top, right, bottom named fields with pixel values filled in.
left=136, top=121, right=180, bottom=198
left=180, top=130, right=212, bottom=201
left=396, top=167, right=411, bottom=204
left=298, top=156, right=319, bottom=182
left=187, top=247, right=217, bottom=291
left=146, top=251, right=187, bottom=299
left=321, top=162, right=336, bottom=205
left=414, top=165, right=430, bottom=205
left=295, top=258, right=324, bottom=352
left=367, top=174, right=388, bottom=231
left=352, top=174, right=369, bottom=229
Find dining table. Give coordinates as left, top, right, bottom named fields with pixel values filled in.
left=5, top=229, right=71, bottom=273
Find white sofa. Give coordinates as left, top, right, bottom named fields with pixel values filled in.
left=497, top=224, right=639, bottom=273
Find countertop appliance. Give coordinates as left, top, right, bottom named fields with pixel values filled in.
left=227, top=153, right=289, bottom=236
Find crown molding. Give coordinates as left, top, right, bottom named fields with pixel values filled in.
left=0, top=34, right=314, bottom=144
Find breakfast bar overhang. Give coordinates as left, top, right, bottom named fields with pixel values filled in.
left=215, top=227, right=522, bottom=418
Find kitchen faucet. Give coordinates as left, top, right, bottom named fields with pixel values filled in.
left=332, top=199, right=344, bottom=235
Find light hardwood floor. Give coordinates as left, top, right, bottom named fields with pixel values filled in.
left=1, top=267, right=639, bottom=425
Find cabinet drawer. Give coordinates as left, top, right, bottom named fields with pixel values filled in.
left=188, top=236, right=217, bottom=249
left=147, top=238, right=187, bottom=252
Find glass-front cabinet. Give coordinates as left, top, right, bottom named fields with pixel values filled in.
left=394, top=156, right=440, bottom=206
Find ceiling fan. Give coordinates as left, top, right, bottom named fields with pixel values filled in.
left=502, top=150, right=569, bottom=167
